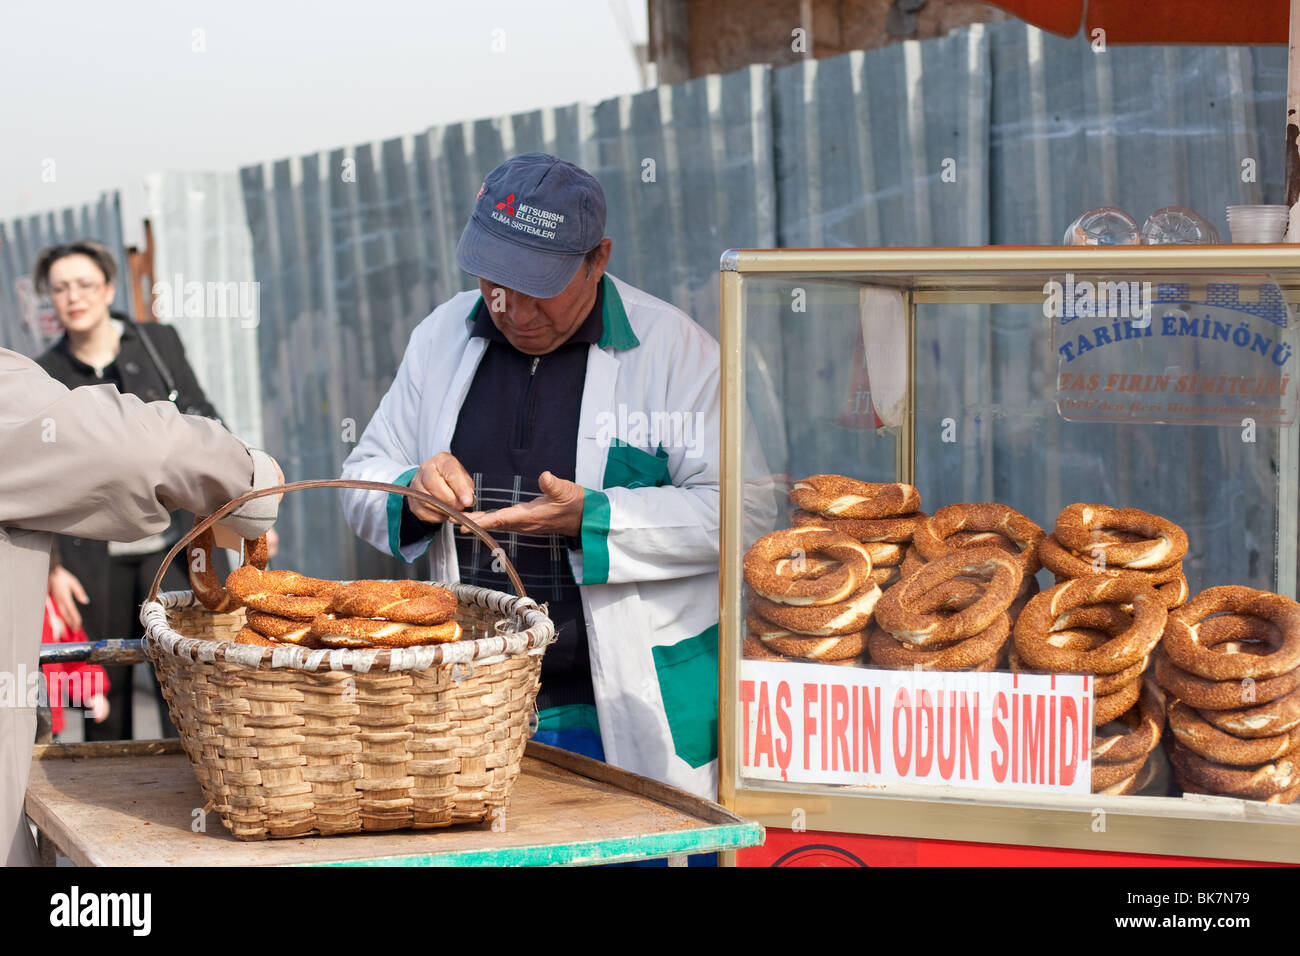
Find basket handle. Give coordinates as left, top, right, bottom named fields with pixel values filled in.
left=146, top=478, right=528, bottom=604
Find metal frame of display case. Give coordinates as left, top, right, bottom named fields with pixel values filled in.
left=718, top=246, right=1300, bottom=863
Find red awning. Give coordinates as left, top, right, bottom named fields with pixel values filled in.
left=986, top=1, right=1288, bottom=44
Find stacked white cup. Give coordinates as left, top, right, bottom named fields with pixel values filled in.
left=1226, top=205, right=1289, bottom=243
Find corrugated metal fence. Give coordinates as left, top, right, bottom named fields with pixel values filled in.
left=142, top=171, right=265, bottom=449
left=0, top=192, right=129, bottom=355
left=3, top=21, right=1290, bottom=591
left=237, top=20, right=1295, bottom=588
left=981, top=28, right=1287, bottom=593
left=753, top=23, right=1289, bottom=595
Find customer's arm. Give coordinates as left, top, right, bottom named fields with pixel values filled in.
left=0, top=349, right=278, bottom=541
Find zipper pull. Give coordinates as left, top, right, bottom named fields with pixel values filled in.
left=530, top=356, right=540, bottom=375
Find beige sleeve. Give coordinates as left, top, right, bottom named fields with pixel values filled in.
left=0, top=348, right=257, bottom=540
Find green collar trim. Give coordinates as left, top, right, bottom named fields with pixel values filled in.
left=597, top=276, right=639, bottom=351
left=464, top=295, right=484, bottom=327
left=462, top=277, right=639, bottom=351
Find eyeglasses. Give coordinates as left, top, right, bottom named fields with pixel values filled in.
left=48, top=280, right=105, bottom=299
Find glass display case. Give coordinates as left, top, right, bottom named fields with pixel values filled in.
left=719, top=247, right=1300, bottom=865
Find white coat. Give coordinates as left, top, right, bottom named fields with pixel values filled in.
left=341, top=274, right=771, bottom=797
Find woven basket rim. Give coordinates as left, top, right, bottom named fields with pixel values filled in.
left=141, top=581, right=555, bottom=674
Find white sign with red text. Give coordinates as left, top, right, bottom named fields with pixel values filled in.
left=739, top=661, right=1094, bottom=794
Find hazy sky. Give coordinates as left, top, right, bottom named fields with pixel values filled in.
left=0, top=0, right=648, bottom=227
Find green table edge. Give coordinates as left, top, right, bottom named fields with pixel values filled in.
left=303, top=821, right=764, bottom=867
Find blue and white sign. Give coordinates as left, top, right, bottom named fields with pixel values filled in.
left=1048, top=274, right=1297, bottom=425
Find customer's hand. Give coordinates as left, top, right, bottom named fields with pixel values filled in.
left=87, top=694, right=110, bottom=723
left=464, top=471, right=584, bottom=538
left=217, top=449, right=283, bottom=541
left=48, top=566, right=89, bottom=632
left=214, top=523, right=280, bottom=560
left=211, top=524, right=244, bottom=550
left=410, top=452, right=475, bottom=523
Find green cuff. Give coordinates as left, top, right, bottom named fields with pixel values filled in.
left=387, top=467, right=418, bottom=559
left=579, top=488, right=611, bottom=585
left=536, top=703, right=602, bottom=735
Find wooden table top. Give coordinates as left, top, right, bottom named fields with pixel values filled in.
left=26, top=740, right=761, bottom=866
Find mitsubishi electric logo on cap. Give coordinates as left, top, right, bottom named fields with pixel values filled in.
left=488, top=190, right=565, bottom=241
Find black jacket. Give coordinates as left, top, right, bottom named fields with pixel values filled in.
left=37, top=318, right=226, bottom=636
left=36, top=317, right=221, bottom=420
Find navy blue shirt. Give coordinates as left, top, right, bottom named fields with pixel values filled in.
left=400, top=284, right=603, bottom=710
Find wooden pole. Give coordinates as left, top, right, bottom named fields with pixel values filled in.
left=1288, top=0, right=1300, bottom=240
left=125, top=218, right=156, bottom=320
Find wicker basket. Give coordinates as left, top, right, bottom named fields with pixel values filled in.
left=139, top=479, right=556, bottom=841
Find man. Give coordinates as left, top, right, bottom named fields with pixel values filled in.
left=341, top=152, right=737, bottom=797
left=0, top=347, right=282, bottom=865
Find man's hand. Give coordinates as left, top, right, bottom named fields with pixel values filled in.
left=464, top=471, right=584, bottom=538
left=48, top=566, right=89, bottom=632
left=410, top=452, right=475, bottom=523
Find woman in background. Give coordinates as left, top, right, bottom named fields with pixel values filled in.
left=34, top=239, right=238, bottom=740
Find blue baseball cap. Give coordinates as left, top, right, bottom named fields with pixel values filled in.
left=456, top=152, right=607, bottom=298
